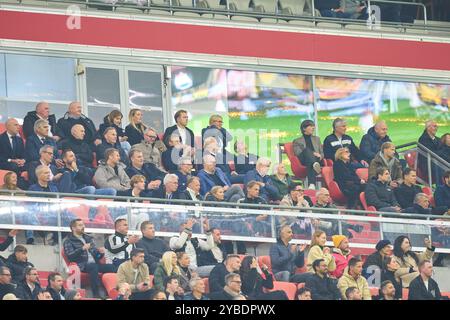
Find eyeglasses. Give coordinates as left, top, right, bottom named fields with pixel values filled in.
left=42, top=151, right=53, bottom=155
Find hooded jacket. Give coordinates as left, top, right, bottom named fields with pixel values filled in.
left=359, top=126, right=392, bottom=162
left=94, top=160, right=130, bottom=191
left=337, top=268, right=372, bottom=300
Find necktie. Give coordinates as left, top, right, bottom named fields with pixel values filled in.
left=41, top=137, right=46, bottom=144
left=11, top=136, right=17, bottom=155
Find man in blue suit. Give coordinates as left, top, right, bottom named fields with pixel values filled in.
left=25, top=119, right=63, bottom=167
left=0, top=118, right=26, bottom=174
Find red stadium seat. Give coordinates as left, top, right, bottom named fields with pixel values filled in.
left=296, top=282, right=305, bottom=290
left=283, top=142, right=307, bottom=179
left=321, top=166, right=347, bottom=204
left=102, top=273, right=119, bottom=299
left=441, top=292, right=450, bottom=299
left=404, top=151, right=416, bottom=169
left=360, top=192, right=377, bottom=212
left=61, top=247, right=103, bottom=287
left=369, top=287, right=379, bottom=298
left=422, top=186, right=436, bottom=206
left=257, top=256, right=272, bottom=273
left=0, top=123, right=5, bottom=134
left=355, top=168, right=368, bottom=182
left=267, top=281, right=297, bottom=300
left=402, top=288, right=409, bottom=300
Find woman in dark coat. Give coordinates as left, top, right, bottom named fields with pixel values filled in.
left=333, top=147, right=366, bottom=208
left=240, top=256, right=288, bottom=300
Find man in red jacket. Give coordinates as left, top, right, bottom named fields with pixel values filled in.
left=331, top=235, right=353, bottom=279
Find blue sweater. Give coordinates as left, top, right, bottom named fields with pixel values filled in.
left=244, top=169, right=279, bottom=201
left=198, top=167, right=230, bottom=196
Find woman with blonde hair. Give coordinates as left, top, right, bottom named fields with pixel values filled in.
left=153, top=251, right=181, bottom=291
left=0, top=171, right=23, bottom=194
left=333, top=147, right=366, bottom=209
left=125, top=109, right=148, bottom=146
left=306, top=230, right=336, bottom=273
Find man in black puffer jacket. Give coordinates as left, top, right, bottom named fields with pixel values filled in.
left=23, top=102, right=59, bottom=139
left=6, top=245, right=34, bottom=284
left=365, top=167, right=401, bottom=212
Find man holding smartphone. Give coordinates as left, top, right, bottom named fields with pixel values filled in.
left=117, top=248, right=153, bottom=300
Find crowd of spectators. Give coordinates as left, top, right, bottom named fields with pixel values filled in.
left=0, top=100, right=449, bottom=300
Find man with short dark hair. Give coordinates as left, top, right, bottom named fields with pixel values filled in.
left=16, top=267, right=42, bottom=300
left=6, top=245, right=34, bottom=283
left=331, top=235, right=353, bottom=279
left=105, top=219, right=140, bottom=269
left=379, top=280, right=397, bottom=300
left=345, top=287, right=362, bottom=300
left=337, top=257, right=371, bottom=300
left=184, top=176, right=202, bottom=201
left=297, top=287, right=312, bottom=300
left=0, top=118, right=26, bottom=174
left=209, top=254, right=242, bottom=294
left=136, top=221, right=169, bottom=274
left=94, top=148, right=131, bottom=196
left=305, top=259, right=341, bottom=300
left=46, top=272, right=66, bottom=300
left=63, top=219, right=116, bottom=298
left=365, top=167, right=401, bottom=212
left=0, top=266, right=17, bottom=300
left=269, top=225, right=306, bottom=283
left=126, top=149, right=165, bottom=192
left=395, top=168, right=422, bottom=209
left=163, top=109, right=195, bottom=149
left=408, top=260, right=442, bottom=300
left=164, top=275, right=184, bottom=300
left=435, top=171, right=450, bottom=209
left=117, top=248, right=153, bottom=300
left=209, top=273, right=246, bottom=300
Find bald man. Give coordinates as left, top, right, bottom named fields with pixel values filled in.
left=60, top=124, right=94, bottom=168
left=359, top=121, right=392, bottom=163
left=56, top=101, right=99, bottom=147
left=0, top=118, right=26, bottom=173
left=23, top=101, right=59, bottom=140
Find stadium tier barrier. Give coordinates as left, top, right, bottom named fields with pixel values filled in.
left=1, top=191, right=449, bottom=256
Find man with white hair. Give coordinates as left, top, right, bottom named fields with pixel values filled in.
left=183, top=277, right=210, bottom=300
left=197, top=154, right=245, bottom=201
left=0, top=118, right=26, bottom=174
left=25, top=119, right=63, bottom=167
left=56, top=101, right=99, bottom=146
left=323, top=118, right=368, bottom=167
left=60, top=124, right=94, bottom=168
left=403, top=193, right=447, bottom=215
left=23, top=101, right=59, bottom=139
left=243, top=157, right=279, bottom=202
left=151, top=173, right=186, bottom=201
left=359, top=121, right=392, bottom=163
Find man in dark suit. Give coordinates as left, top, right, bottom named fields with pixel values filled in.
left=25, top=119, right=63, bottom=167
left=201, top=114, right=233, bottom=156
left=151, top=174, right=186, bottom=203
left=163, top=109, right=195, bottom=149
left=184, top=176, right=202, bottom=201
left=22, top=102, right=60, bottom=140
left=408, top=260, right=443, bottom=300
left=126, top=149, right=165, bottom=193
left=0, top=118, right=26, bottom=174
left=209, top=273, right=245, bottom=300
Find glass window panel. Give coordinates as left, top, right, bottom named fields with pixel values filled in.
left=5, top=54, right=76, bottom=101
left=315, top=77, right=450, bottom=146
left=85, top=67, right=121, bottom=127
left=0, top=100, right=68, bottom=125
left=128, top=70, right=164, bottom=133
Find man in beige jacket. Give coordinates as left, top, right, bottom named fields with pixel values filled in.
left=117, top=248, right=152, bottom=300
left=337, top=257, right=371, bottom=300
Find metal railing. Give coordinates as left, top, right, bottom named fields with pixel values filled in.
left=1, top=191, right=450, bottom=271
left=3, top=0, right=450, bottom=33
left=367, top=0, right=427, bottom=26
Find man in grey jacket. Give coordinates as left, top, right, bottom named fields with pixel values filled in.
left=94, top=148, right=131, bottom=196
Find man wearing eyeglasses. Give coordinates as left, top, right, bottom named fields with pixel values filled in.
left=0, top=266, right=17, bottom=300
left=131, top=127, right=166, bottom=172
left=16, top=266, right=42, bottom=300
left=209, top=273, right=246, bottom=300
